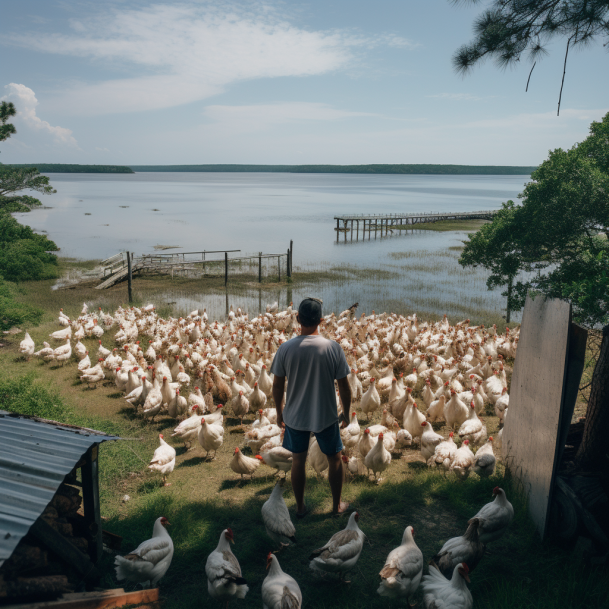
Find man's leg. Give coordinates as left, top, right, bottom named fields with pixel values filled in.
left=291, top=451, right=308, bottom=515
left=327, top=452, right=349, bottom=514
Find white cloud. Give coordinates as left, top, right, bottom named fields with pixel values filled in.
left=1, top=83, right=78, bottom=146
left=3, top=3, right=418, bottom=115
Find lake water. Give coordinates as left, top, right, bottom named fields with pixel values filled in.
left=16, top=172, right=530, bottom=322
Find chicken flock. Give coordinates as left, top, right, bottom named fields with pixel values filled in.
left=20, top=300, right=519, bottom=608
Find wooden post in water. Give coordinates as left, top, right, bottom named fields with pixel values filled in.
left=336, top=218, right=339, bottom=242
left=259, top=253, right=262, bottom=283
left=224, top=252, right=228, bottom=286
left=127, top=251, right=133, bottom=303
left=356, top=220, right=359, bottom=240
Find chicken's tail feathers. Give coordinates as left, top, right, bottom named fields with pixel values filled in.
left=308, top=549, right=323, bottom=560
left=467, top=516, right=480, bottom=527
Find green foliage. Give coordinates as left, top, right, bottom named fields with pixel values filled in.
left=0, top=194, right=44, bottom=212
left=129, top=163, right=537, bottom=175
left=5, top=163, right=134, bottom=174
left=0, top=166, right=55, bottom=203
left=0, top=372, right=67, bottom=419
left=0, top=102, right=17, bottom=143
left=452, top=1, right=609, bottom=73
left=459, top=112, right=609, bottom=327
left=459, top=202, right=521, bottom=320
left=0, top=212, right=60, bottom=282
left=0, top=280, right=43, bottom=331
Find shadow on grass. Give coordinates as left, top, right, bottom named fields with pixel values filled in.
left=91, top=468, right=609, bottom=609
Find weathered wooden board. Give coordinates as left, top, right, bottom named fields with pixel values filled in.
left=503, top=294, right=571, bottom=540
left=3, top=588, right=159, bottom=609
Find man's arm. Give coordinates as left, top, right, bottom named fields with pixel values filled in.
left=336, top=377, right=352, bottom=428
left=272, top=375, right=286, bottom=428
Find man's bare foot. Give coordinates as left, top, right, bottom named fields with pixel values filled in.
left=333, top=501, right=350, bottom=515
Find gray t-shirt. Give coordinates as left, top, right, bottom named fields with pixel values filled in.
left=270, top=334, right=350, bottom=433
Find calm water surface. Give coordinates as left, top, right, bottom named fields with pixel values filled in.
left=17, top=172, right=527, bottom=263
left=18, top=172, right=530, bottom=322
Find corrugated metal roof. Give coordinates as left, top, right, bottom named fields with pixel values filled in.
left=0, top=410, right=120, bottom=567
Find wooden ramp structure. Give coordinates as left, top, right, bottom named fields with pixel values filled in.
left=334, top=210, right=497, bottom=242
left=93, top=244, right=294, bottom=289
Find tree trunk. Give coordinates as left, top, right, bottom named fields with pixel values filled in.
left=506, top=275, right=513, bottom=323
left=574, top=325, right=609, bottom=471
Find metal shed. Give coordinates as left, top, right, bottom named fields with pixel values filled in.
left=0, top=410, right=120, bottom=572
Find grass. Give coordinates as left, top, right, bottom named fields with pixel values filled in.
left=393, top=219, right=489, bottom=232
left=2, top=299, right=608, bottom=608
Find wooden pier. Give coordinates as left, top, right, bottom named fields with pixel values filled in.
left=334, top=210, right=497, bottom=242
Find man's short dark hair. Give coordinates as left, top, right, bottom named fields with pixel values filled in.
left=298, top=297, right=322, bottom=326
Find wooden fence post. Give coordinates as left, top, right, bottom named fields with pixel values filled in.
left=259, top=253, right=262, bottom=283
left=287, top=249, right=291, bottom=278
left=224, top=252, right=228, bottom=286
left=290, top=240, right=293, bottom=275
left=278, top=256, right=281, bottom=282
left=127, top=251, right=133, bottom=303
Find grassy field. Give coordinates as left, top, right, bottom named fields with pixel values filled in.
left=1, top=284, right=607, bottom=609
left=394, top=219, right=490, bottom=232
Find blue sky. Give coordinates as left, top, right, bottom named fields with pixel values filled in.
left=1, top=0, right=607, bottom=165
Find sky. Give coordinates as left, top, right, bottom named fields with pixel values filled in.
left=1, top=0, right=607, bottom=166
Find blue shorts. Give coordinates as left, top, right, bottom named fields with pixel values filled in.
left=283, top=422, right=344, bottom=456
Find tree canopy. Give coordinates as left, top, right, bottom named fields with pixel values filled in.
left=0, top=100, right=59, bottom=284
left=459, top=111, right=609, bottom=327
left=451, top=1, right=609, bottom=112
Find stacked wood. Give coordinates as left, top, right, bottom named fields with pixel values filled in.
left=0, top=575, right=72, bottom=601
left=0, top=483, right=91, bottom=602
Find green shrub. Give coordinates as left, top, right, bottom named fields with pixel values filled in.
left=0, top=373, right=68, bottom=419
left=0, top=212, right=59, bottom=281
left=0, top=279, right=43, bottom=330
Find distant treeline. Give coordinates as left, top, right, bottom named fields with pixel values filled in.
left=3, top=164, right=134, bottom=173
left=128, top=164, right=537, bottom=175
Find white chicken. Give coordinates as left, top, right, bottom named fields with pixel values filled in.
left=259, top=446, right=293, bottom=477
left=444, top=390, right=469, bottom=430
left=421, top=562, right=473, bottom=609
left=469, top=486, right=514, bottom=543
left=229, top=447, right=261, bottom=480
left=420, top=421, right=445, bottom=461
left=148, top=434, right=176, bottom=486
left=19, top=332, right=35, bottom=360
left=431, top=519, right=485, bottom=579
left=114, top=516, right=173, bottom=588
left=428, top=432, right=457, bottom=471
left=403, top=402, right=426, bottom=439
left=364, top=433, right=392, bottom=483
left=262, top=554, right=302, bottom=609
left=171, top=406, right=202, bottom=449
left=458, top=403, right=487, bottom=446
left=309, top=511, right=365, bottom=582
left=205, top=528, right=249, bottom=606
left=360, top=378, right=381, bottom=419
left=395, top=428, right=413, bottom=450
left=198, top=417, right=224, bottom=459
left=307, top=437, right=329, bottom=476
left=261, top=481, right=296, bottom=549
left=494, top=388, right=509, bottom=422
left=377, top=525, right=423, bottom=604
left=450, top=439, right=475, bottom=480
left=340, top=412, right=361, bottom=452
left=472, top=437, right=496, bottom=478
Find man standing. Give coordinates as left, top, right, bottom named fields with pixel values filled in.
left=271, top=297, right=352, bottom=516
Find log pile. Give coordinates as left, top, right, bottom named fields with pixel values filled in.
left=0, top=483, right=91, bottom=603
